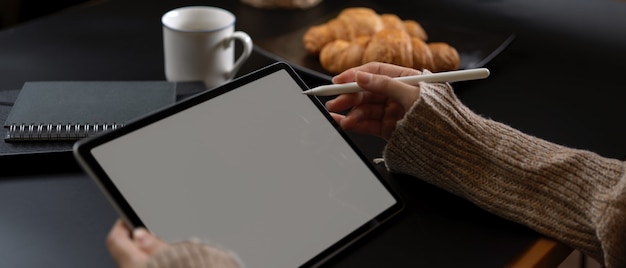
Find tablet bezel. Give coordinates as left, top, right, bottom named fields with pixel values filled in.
left=73, top=61, right=404, bottom=267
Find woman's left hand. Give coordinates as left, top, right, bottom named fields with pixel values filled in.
left=106, top=219, right=170, bottom=268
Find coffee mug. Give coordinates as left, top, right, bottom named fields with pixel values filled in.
left=162, top=6, right=253, bottom=88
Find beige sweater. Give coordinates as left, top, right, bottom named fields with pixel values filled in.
left=146, top=82, right=626, bottom=267
left=384, top=82, right=626, bottom=267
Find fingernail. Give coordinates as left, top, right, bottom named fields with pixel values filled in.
left=133, top=228, right=152, bottom=247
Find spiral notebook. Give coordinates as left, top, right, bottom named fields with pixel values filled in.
left=3, top=81, right=176, bottom=142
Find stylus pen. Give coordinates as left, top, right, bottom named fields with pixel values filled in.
left=302, top=68, right=490, bottom=96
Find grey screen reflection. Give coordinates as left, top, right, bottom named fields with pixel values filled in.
left=91, top=70, right=398, bottom=268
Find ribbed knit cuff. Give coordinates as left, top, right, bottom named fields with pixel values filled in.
left=383, top=82, right=626, bottom=266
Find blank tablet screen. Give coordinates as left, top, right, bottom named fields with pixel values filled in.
left=75, top=62, right=402, bottom=268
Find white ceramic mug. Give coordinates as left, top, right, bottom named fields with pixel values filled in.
left=162, top=6, right=253, bottom=88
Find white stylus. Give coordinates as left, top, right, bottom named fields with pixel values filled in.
left=302, top=68, right=490, bottom=96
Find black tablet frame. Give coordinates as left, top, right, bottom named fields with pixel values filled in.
left=73, top=61, right=404, bottom=267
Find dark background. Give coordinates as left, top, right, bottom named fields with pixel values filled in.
left=0, top=0, right=92, bottom=29
left=3, top=0, right=624, bottom=160
left=1, top=0, right=625, bottom=267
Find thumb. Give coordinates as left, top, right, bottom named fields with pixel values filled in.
left=133, top=228, right=170, bottom=255
left=354, top=71, right=420, bottom=111
left=106, top=219, right=149, bottom=268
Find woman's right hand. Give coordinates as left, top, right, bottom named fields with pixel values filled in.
left=325, top=62, right=423, bottom=140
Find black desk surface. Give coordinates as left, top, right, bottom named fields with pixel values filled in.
left=1, top=0, right=625, bottom=267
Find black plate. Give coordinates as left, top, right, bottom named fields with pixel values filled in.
left=254, top=15, right=515, bottom=81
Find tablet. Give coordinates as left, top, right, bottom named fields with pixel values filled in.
left=74, top=62, right=403, bottom=267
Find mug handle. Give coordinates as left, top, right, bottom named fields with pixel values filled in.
left=226, top=31, right=253, bottom=80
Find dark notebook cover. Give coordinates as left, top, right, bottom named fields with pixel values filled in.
left=4, top=81, right=177, bottom=141
left=0, top=81, right=206, bottom=161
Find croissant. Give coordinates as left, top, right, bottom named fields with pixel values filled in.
left=427, top=42, right=461, bottom=72
left=319, top=28, right=460, bottom=74
left=302, top=7, right=427, bottom=55
left=361, top=28, right=414, bottom=68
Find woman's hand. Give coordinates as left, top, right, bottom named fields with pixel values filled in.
left=106, top=219, right=170, bottom=268
left=325, top=62, right=422, bottom=140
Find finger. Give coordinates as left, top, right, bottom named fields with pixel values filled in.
left=342, top=101, right=405, bottom=140
left=329, top=110, right=366, bottom=133
left=372, top=62, right=422, bottom=77
left=325, top=89, right=389, bottom=114
left=345, top=103, right=386, bottom=123
left=328, top=112, right=346, bottom=125
left=339, top=106, right=382, bottom=133
left=325, top=93, right=362, bottom=113
left=341, top=116, right=383, bottom=136
left=332, top=62, right=420, bottom=84
left=346, top=102, right=405, bottom=124
left=331, top=69, right=358, bottom=84
left=106, top=219, right=147, bottom=268
left=354, top=71, right=421, bottom=111
left=133, top=228, right=170, bottom=256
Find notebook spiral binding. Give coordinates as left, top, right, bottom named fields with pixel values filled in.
left=4, top=123, right=124, bottom=141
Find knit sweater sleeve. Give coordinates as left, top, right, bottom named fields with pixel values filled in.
left=382, top=82, right=626, bottom=267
